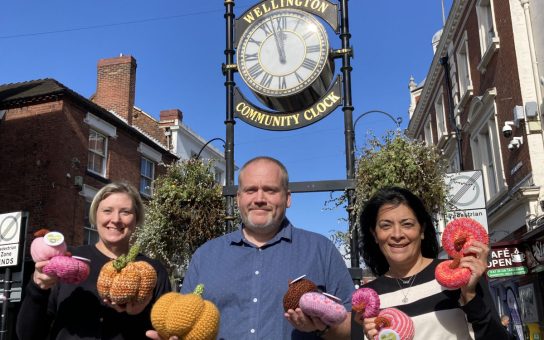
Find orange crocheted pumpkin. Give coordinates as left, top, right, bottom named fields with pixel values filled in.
left=151, top=284, right=220, bottom=340
left=97, top=244, right=157, bottom=305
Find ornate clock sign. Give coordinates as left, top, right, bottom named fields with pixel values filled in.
left=234, top=0, right=341, bottom=130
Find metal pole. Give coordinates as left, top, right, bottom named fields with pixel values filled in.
left=224, top=0, right=236, bottom=231
left=0, top=268, right=11, bottom=340
left=339, top=0, right=358, bottom=269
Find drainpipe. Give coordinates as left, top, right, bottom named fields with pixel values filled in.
left=520, top=0, right=543, bottom=132
left=440, top=55, right=464, bottom=170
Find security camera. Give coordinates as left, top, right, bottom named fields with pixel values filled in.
left=502, top=121, right=514, bottom=138
left=507, top=137, right=523, bottom=151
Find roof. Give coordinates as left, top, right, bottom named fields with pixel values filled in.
left=0, top=79, right=177, bottom=159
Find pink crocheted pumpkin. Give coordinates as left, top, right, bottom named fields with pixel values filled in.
left=435, top=259, right=471, bottom=289
left=374, top=308, right=415, bottom=340
left=299, top=292, right=348, bottom=326
left=441, top=218, right=488, bottom=258
left=30, top=229, right=67, bottom=262
left=352, top=287, right=380, bottom=319
left=43, top=255, right=90, bottom=284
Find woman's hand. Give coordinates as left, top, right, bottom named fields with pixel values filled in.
left=459, top=240, right=490, bottom=304
left=32, top=261, right=58, bottom=290
left=284, top=308, right=327, bottom=333
left=353, top=313, right=378, bottom=340
left=103, top=293, right=153, bottom=315
left=145, top=330, right=178, bottom=340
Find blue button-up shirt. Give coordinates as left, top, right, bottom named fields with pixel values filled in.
left=181, top=219, right=354, bottom=340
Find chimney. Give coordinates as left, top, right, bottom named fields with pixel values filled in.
left=159, top=109, right=183, bottom=126
left=94, top=55, right=137, bottom=125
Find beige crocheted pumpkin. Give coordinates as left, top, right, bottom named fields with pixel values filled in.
left=151, top=284, right=220, bottom=340
left=96, top=244, right=157, bottom=305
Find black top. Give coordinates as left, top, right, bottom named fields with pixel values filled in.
left=16, top=244, right=171, bottom=340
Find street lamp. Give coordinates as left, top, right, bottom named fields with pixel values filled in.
left=195, top=137, right=226, bottom=159
left=353, top=110, right=402, bottom=130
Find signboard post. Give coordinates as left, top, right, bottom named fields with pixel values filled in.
left=0, top=211, right=25, bottom=340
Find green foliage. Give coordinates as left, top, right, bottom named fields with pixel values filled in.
left=354, top=131, right=448, bottom=219
left=134, top=159, right=226, bottom=276
left=330, top=131, right=448, bottom=260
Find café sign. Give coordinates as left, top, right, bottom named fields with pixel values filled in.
left=487, top=245, right=528, bottom=278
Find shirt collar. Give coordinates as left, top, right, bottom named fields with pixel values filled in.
left=228, top=218, right=293, bottom=247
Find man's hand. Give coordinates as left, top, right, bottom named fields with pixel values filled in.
left=284, top=308, right=327, bottom=333
left=145, top=330, right=178, bottom=340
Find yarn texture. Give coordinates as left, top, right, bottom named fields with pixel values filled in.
left=151, top=284, right=220, bottom=340
left=299, top=292, right=347, bottom=326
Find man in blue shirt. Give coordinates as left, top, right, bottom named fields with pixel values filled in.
left=173, top=156, right=354, bottom=339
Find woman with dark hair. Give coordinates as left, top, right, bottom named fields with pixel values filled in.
left=355, top=187, right=508, bottom=339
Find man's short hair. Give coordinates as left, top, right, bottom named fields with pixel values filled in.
left=237, top=156, right=289, bottom=192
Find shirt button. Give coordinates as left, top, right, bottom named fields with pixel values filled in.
left=250, top=329, right=255, bottom=333
left=253, top=298, right=258, bottom=303
left=255, top=271, right=259, bottom=275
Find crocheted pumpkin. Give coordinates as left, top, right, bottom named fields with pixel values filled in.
left=299, top=292, right=348, bottom=326
left=441, top=217, right=488, bottom=258
left=151, top=284, right=220, bottom=340
left=97, top=244, right=157, bottom=305
left=283, top=276, right=318, bottom=311
left=374, top=308, right=415, bottom=340
left=436, top=218, right=489, bottom=289
left=352, top=287, right=380, bottom=319
left=30, top=229, right=90, bottom=284
left=30, top=229, right=67, bottom=262
left=43, top=255, right=91, bottom=284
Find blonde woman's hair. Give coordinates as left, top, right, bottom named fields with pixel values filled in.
left=89, top=182, right=144, bottom=228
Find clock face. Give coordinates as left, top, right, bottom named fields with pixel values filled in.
left=237, top=8, right=330, bottom=98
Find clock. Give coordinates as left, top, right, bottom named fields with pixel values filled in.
left=236, top=8, right=334, bottom=112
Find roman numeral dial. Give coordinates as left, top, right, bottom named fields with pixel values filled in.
left=236, top=8, right=333, bottom=112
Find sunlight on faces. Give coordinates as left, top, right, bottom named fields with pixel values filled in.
left=237, top=160, right=291, bottom=235
left=372, top=203, right=424, bottom=270
left=96, top=193, right=136, bottom=246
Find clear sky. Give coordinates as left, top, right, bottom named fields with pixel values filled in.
left=0, top=1, right=452, bottom=240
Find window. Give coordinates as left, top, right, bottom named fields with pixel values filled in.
left=80, top=184, right=99, bottom=245
left=140, top=157, right=155, bottom=197
left=434, top=91, right=447, bottom=143
left=83, top=200, right=99, bottom=245
left=87, top=129, right=107, bottom=176
left=424, top=116, right=433, bottom=146
left=214, top=167, right=223, bottom=184
left=456, top=32, right=473, bottom=106
left=476, top=0, right=500, bottom=72
left=468, top=89, right=505, bottom=200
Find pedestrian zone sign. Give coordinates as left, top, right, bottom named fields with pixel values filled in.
left=0, top=212, right=23, bottom=267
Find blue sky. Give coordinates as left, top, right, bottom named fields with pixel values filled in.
left=1, top=1, right=452, bottom=239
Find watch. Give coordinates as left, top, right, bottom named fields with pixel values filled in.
left=236, top=8, right=334, bottom=112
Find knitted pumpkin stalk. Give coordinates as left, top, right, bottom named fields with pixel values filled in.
left=151, top=284, right=220, bottom=340
left=97, top=244, right=157, bottom=305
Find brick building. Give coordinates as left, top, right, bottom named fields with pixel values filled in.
left=0, top=54, right=226, bottom=337
left=407, top=0, right=544, bottom=337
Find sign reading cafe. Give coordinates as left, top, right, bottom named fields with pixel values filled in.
left=234, top=0, right=341, bottom=130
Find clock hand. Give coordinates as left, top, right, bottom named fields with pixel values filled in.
left=271, top=21, right=286, bottom=64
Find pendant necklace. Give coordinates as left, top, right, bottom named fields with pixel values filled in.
left=395, top=273, right=418, bottom=304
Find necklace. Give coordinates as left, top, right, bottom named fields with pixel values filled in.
left=395, top=273, right=418, bottom=304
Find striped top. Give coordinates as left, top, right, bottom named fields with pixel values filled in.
left=362, top=259, right=508, bottom=340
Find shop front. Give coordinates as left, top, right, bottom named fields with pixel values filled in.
left=488, top=224, right=544, bottom=340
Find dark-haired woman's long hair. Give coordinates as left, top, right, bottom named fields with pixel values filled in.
left=359, top=187, right=439, bottom=276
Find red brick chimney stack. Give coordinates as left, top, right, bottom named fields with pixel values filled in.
left=94, top=55, right=137, bottom=125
